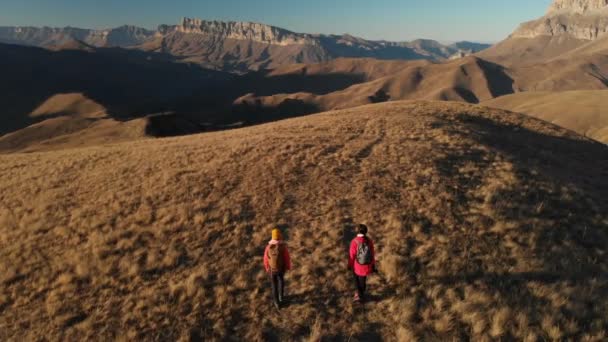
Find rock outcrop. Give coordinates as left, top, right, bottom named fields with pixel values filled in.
left=512, top=0, right=608, bottom=40
left=165, top=18, right=317, bottom=46
left=548, top=0, right=608, bottom=14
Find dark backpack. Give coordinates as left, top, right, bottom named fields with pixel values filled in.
left=268, top=244, right=284, bottom=272
left=355, top=239, right=372, bottom=265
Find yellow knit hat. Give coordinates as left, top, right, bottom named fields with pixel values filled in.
left=272, top=228, right=282, bottom=240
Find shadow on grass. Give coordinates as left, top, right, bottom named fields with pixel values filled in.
left=425, top=111, right=608, bottom=336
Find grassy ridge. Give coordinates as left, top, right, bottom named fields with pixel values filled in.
left=0, top=101, right=607, bottom=340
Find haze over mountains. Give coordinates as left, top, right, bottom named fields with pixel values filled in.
left=1, top=0, right=608, bottom=154
left=0, top=25, right=155, bottom=48
left=0, top=18, right=490, bottom=72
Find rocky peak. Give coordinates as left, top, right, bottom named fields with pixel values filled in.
left=548, top=0, right=608, bottom=14
left=170, top=17, right=317, bottom=46
left=512, top=0, right=608, bottom=40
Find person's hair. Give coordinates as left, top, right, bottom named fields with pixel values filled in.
left=357, top=224, right=368, bottom=236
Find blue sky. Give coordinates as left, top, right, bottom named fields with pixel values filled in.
left=0, top=0, right=553, bottom=42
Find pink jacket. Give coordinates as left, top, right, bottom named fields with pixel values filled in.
left=349, top=235, right=376, bottom=276
left=263, top=240, right=292, bottom=273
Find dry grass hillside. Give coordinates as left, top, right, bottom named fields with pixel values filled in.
left=483, top=90, right=608, bottom=143
left=234, top=57, right=514, bottom=118
left=509, top=54, right=608, bottom=92
left=1, top=101, right=607, bottom=341
left=231, top=52, right=608, bottom=130
left=0, top=42, right=229, bottom=137
left=477, top=36, right=608, bottom=92
left=476, top=35, right=586, bottom=67
left=557, top=34, right=608, bottom=59
left=265, top=58, right=429, bottom=83
left=0, top=93, right=148, bottom=153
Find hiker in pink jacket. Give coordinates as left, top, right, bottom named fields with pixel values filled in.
left=348, top=224, right=376, bottom=302
left=263, top=228, right=292, bottom=309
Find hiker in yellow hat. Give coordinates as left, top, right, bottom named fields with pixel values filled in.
left=263, top=228, right=292, bottom=309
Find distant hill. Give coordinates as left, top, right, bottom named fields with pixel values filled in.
left=1, top=18, right=490, bottom=73
left=0, top=42, right=230, bottom=138
left=231, top=56, right=514, bottom=119
left=0, top=25, right=156, bottom=48
left=483, top=90, right=608, bottom=143
left=0, top=93, right=149, bottom=153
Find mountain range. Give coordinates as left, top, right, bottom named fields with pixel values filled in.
left=0, top=18, right=490, bottom=73
left=1, top=0, right=608, bottom=153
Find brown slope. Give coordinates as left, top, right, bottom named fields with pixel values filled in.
left=477, top=35, right=587, bottom=67
left=0, top=93, right=149, bottom=153
left=48, top=38, right=96, bottom=52
left=233, top=56, right=514, bottom=118
left=28, top=93, right=107, bottom=119
left=0, top=116, right=149, bottom=153
left=483, top=90, right=608, bottom=143
left=266, top=57, right=430, bottom=81
left=0, top=93, right=209, bottom=154
left=555, top=32, right=608, bottom=59
left=142, top=31, right=331, bottom=72
left=510, top=54, right=608, bottom=91
left=0, top=101, right=606, bottom=340
left=0, top=42, right=231, bottom=140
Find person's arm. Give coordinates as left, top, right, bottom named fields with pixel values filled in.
left=283, top=245, right=292, bottom=271
left=348, top=240, right=356, bottom=269
left=263, top=245, right=269, bottom=273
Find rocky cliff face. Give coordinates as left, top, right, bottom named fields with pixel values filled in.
left=513, top=0, right=608, bottom=40
left=0, top=26, right=90, bottom=46
left=548, top=0, right=608, bottom=14
left=0, top=25, right=155, bottom=47
left=164, top=18, right=318, bottom=46
left=99, top=26, right=156, bottom=47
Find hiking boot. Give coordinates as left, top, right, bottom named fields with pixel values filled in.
left=274, top=302, right=281, bottom=310
left=353, top=292, right=361, bottom=302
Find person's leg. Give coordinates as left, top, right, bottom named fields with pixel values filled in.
left=278, top=273, right=285, bottom=303
left=356, top=276, right=364, bottom=296
left=360, top=276, right=367, bottom=299
left=270, top=273, right=280, bottom=307
left=353, top=272, right=363, bottom=299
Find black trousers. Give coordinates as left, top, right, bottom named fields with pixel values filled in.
left=269, top=272, right=285, bottom=304
left=354, top=273, right=367, bottom=297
